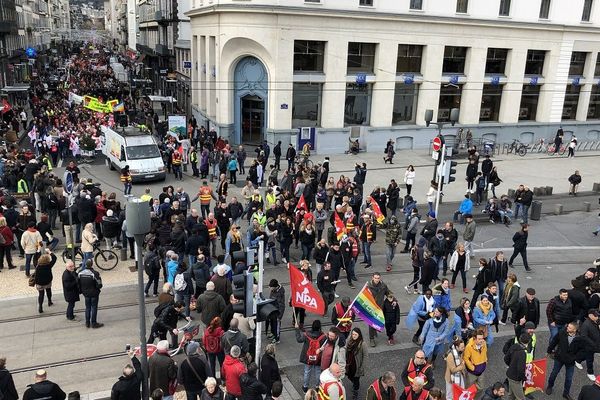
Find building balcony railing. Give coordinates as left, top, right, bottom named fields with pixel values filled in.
left=155, top=43, right=172, bottom=56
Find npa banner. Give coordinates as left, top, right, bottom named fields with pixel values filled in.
left=452, top=384, right=477, bottom=400
left=524, top=358, right=547, bottom=394
left=289, top=263, right=325, bottom=315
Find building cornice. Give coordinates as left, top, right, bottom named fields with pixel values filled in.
left=185, top=3, right=600, bottom=34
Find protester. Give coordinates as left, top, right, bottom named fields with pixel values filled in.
left=22, top=369, right=66, bottom=400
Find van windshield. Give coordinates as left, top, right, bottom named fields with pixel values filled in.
left=126, top=145, right=161, bottom=160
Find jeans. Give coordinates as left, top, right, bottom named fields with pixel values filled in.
left=428, top=202, right=434, bottom=214
left=25, top=253, right=35, bottom=275
left=145, top=272, right=160, bottom=295
left=84, top=296, right=99, bottom=325
left=453, top=211, right=464, bottom=224
left=43, top=238, right=59, bottom=251
left=385, top=244, right=396, bottom=265
left=123, top=182, right=132, bottom=195
left=498, top=209, right=513, bottom=223
left=303, top=364, right=321, bottom=389
left=464, top=240, right=474, bottom=256
left=81, top=251, right=93, bottom=270
left=515, top=204, right=530, bottom=224
left=549, top=323, right=564, bottom=343
left=404, top=232, right=416, bottom=251
left=346, top=259, right=356, bottom=285
left=547, top=359, right=574, bottom=395
left=176, top=293, right=191, bottom=317
left=207, top=352, right=225, bottom=377
left=433, top=255, right=444, bottom=280
left=173, top=165, right=183, bottom=180
left=362, top=241, right=372, bottom=265
left=66, top=300, right=76, bottom=319
left=301, top=244, right=313, bottom=261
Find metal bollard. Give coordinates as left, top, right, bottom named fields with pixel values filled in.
left=584, top=202, right=592, bottom=212
left=554, top=204, right=563, bottom=215
left=545, top=186, right=553, bottom=196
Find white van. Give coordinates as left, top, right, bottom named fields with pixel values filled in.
left=101, top=125, right=166, bottom=182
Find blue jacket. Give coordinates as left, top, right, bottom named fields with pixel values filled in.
left=406, top=295, right=433, bottom=330
left=432, top=285, right=452, bottom=311
left=473, top=304, right=496, bottom=345
left=419, top=317, right=451, bottom=357
left=446, top=314, right=462, bottom=342
left=167, top=260, right=178, bottom=284
left=458, top=198, right=473, bottom=214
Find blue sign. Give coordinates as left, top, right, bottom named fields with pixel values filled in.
left=572, top=77, right=581, bottom=86
left=280, top=103, right=288, bottom=110
left=183, top=61, right=192, bottom=69
left=490, top=76, right=500, bottom=86
left=404, top=74, right=414, bottom=85
left=529, top=76, right=539, bottom=86
left=63, top=171, right=73, bottom=194
left=449, top=75, right=459, bottom=85
left=356, top=73, right=367, bottom=85
left=25, top=47, right=37, bottom=58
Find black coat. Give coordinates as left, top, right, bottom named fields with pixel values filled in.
left=77, top=197, right=97, bottom=224
left=34, top=254, right=57, bottom=286
left=259, top=353, right=281, bottom=395
left=578, top=383, right=600, bottom=400
left=23, top=380, right=66, bottom=400
left=504, top=343, right=527, bottom=381
left=77, top=268, right=102, bottom=298
left=62, top=269, right=80, bottom=303
left=512, top=231, right=528, bottom=250
left=178, top=354, right=211, bottom=392
left=111, top=357, right=143, bottom=400
left=240, top=373, right=268, bottom=400
left=547, top=329, right=587, bottom=365
left=0, top=368, right=18, bottom=400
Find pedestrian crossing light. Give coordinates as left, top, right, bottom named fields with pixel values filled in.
left=443, top=160, right=458, bottom=184
left=232, top=272, right=254, bottom=317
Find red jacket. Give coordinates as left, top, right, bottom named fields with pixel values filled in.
left=0, top=226, right=13, bottom=246
left=221, top=355, right=246, bottom=396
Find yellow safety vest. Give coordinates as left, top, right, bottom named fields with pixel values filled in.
left=266, top=192, right=276, bottom=208
left=199, top=187, right=212, bottom=204
left=120, top=173, right=132, bottom=183
left=17, top=179, right=29, bottom=193
left=42, top=156, right=52, bottom=171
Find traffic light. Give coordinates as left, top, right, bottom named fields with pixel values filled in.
left=232, top=272, right=254, bottom=317
left=443, top=160, right=458, bottom=184
left=255, top=296, right=279, bottom=322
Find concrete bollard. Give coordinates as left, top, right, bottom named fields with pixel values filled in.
left=584, top=202, right=592, bottom=212
left=508, top=188, right=516, bottom=198
left=533, top=187, right=542, bottom=196
left=593, top=183, right=600, bottom=192
left=120, top=247, right=128, bottom=261
left=546, top=186, right=553, bottom=196
left=539, top=187, right=547, bottom=196
left=554, top=204, right=563, bottom=215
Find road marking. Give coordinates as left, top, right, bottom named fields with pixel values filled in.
left=474, top=246, right=600, bottom=252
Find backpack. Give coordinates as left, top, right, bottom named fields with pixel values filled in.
left=46, top=193, right=58, bottom=209
left=174, top=273, right=187, bottom=291
left=143, top=252, right=158, bottom=276
left=305, top=333, right=325, bottom=365
left=153, top=301, right=170, bottom=318
left=203, top=329, right=222, bottom=353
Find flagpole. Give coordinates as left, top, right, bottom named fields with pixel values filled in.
left=334, top=282, right=366, bottom=329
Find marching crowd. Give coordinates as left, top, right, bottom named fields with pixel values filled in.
left=2, top=46, right=600, bottom=400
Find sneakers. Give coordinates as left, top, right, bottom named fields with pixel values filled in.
left=525, top=267, right=532, bottom=273
left=499, top=321, right=506, bottom=326
left=413, top=289, right=421, bottom=295
left=404, top=286, right=411, bottom=294
left=334, top=293, right=340, bottom=298
left=575, top=361, right=583, bottom=370
left=587, top=374, right=596, bottom=381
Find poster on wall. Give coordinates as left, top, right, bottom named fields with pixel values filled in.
left=167, top=115, right=187, bottom=138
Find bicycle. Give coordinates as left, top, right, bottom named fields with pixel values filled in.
left=296, top=153, right=313, bottom=169
left=62, top=242, right=119, bottom=271
left=506, top=139, right=528, bottom=157
left=546, top=142, right=567, bottom=156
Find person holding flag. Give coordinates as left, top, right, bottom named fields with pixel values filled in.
left=368, top=196, right=386, bottom=225
left=331, top=296, right=355, bottom=340
left=359, top=214, right=376, bottom=269
left=364, top=273, right=389, bottom=347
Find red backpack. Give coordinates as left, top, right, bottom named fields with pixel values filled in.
left=203, top=327, right=223, bottom=354
left=305, top=333, right=325, bottom=365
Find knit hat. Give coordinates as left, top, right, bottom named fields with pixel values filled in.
left=269, top=279, right=279, bottom=288
left=186, top=341, right=200, bottom=356
left=523, top=321, right=535, bottom=330
left=156, top=340, right=169, bottom=352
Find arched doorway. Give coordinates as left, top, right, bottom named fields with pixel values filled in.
left=234, top=56, right=268, bottom=145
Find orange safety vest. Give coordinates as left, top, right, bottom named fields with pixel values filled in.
left=318, top=380, right=344, bottom=400
left=334, top=302, right=353, bottom=332
left=205, top=218, right=218, bottom=239
left=172, top=152, right=182, bottom=166
left=361, top=224, right=373, bottom=242
left=402, top=387, right=428, bottom=400
left=199, top=187, right=212, bottom=205
left=369, top=379, right=397, bottom=400
left=345, top=219, right=354, bottom=234
left=120, top=173, right=132, bottom=183
left=405, top=359, right=431, bottom=386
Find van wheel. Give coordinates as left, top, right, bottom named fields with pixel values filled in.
left=105, top=158, right=115, bottom=171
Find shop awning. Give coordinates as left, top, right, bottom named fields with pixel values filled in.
left=2, top=84, right=30, bottom=92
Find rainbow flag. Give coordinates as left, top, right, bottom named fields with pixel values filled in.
left=350, top=284, right=385, bottom=331
left=113, top=102, right=125, bottom=112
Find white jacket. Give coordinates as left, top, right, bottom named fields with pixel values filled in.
left=448, top=250, right=471, bottom=272
left=426, top=187, right=436, bottom=203
left=404, top=170, right=416, bottom=185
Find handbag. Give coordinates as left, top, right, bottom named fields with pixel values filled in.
left=28, top=273, right=36, bottom=287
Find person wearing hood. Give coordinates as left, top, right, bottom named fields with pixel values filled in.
left=480, top=382, right=505, bottom=400
left=22, top=369, right=66, bottom=400
left=110, top=350, right=143, bottom=400
left=500, top=273, right=520, bottom=325
left=318, top=363, right=346, bottom=400
left=149, top=340, right=178, bottom=400
left=473, top=295, right=496, bottom=346
left=503, top=333, right=530, bottom=400
left=419, top=306, right=450, bottom=364
left=295, top=319, right=327, bottom=392
left=384, top=215, right=401, bottom=272
left=266, top=279, right=285, bottom=344
left=221, top=318, right=250, bottom=357
left=178, top=341, right=212, bottom=399
left=221, top=345, right=247, bottom=400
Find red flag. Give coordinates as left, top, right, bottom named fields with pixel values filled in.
left=524, top=358, right=547, bottom=394
left=452, top=384, right=477, bottom=400
left=296, top=194, right=307, bottom=211
left=289, top=263, right=325, bottom=315
left=334, top=212, right=345, bottom=240
left=0, top=99, right=11, bottom=114
left=368, top=196, right=385, bottom=224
